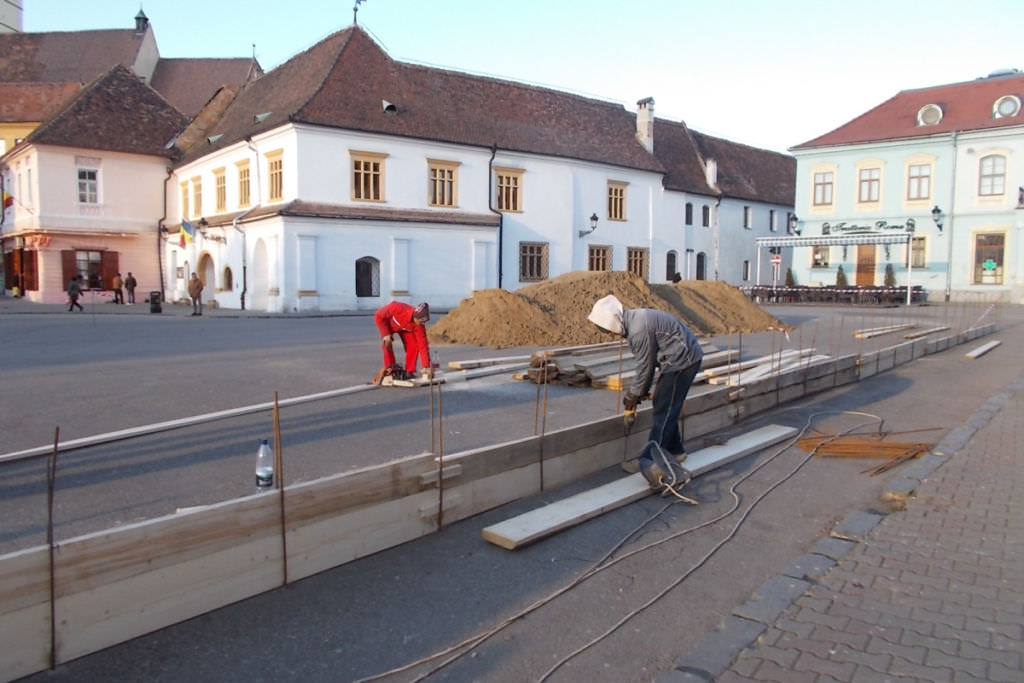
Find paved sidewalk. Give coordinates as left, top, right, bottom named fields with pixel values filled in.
left=662, top=372, right=1024, bottom=682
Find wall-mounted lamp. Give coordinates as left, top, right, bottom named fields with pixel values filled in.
left=198, top=217, right=226, bottom=243
left=788, top=213, right=801, bottom=235
left=931, top=205, right=944, bottom=232
left=577, top=213, right=599, bottom=238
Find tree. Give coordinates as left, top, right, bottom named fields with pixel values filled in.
left=785, top=267, right=796, bottom=287
left=884, top=263, right=896, bottom=287
left=835, top=265, right=848, bottom=288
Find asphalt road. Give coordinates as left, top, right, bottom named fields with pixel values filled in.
left=4, top=299, right=1023, bottom=682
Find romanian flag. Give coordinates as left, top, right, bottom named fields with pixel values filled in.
left=179, top=219, right=196, bottom=247
left=2, top=191, right=12, bottom=209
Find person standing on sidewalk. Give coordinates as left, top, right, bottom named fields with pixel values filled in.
left=112, top=273, right=124, bottom=304
left=588, top=294, right=703, bottom=492
left=188, top=272, right=203, bottom=316
left=124, top=272, right=137, bottom=304
left=67, top=275, right=84, bottom=312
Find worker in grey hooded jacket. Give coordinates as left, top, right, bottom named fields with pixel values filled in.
left=588, top=294, right=703, bottom=491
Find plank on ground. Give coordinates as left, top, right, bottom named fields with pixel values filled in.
left=965, top=340, right=1001, bottom=359
left=481, top=424, right=798, bottom=550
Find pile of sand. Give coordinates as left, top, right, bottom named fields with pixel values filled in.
left=428, top=271, right=785, bottom=349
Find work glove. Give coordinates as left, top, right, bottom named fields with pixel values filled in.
left=623, top=392, right=639, bottom=412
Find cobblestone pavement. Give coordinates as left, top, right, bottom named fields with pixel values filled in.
left=661, top=372, right=1024, bottom=682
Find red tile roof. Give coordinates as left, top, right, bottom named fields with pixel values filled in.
left=25, top=64, right=189, bottom=156
left=0, top=29, right=146, bottom=83
left=793, top=72, right=1024, bottom=149
left=183, top=27, right=663, bottom=173
left=0, top=81, right=80, bottom=121
left=690, top=131, right=795, bottom=205
left=150, top=58, right=262, bottom=117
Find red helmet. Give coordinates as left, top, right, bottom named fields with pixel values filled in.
left=413, top=302, right=430, bottom=321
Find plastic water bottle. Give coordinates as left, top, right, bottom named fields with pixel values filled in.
left=255, top=439, right=274, bottom=491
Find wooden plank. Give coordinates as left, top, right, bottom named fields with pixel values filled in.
left=904, top=325, right=949, bottom=340
left=853, top=323, right=915, bottom=339
left=481, top=424, right=799, bottom=550
left=446, top=354, right=531, bottom=369
left=965, top=340, right=1001, bottom=359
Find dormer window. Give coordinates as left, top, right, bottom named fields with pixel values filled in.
left=993, top=94, right=1021, bottom=118
left=917, top=104, right=943, bottom=126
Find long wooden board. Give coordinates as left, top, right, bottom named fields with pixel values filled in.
left=481, top=424, right=799, bottom=550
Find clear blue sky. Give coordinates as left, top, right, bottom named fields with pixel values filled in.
left=25, top=0, right=1024, bottom=153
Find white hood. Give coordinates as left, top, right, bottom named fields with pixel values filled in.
left=587, top=294, right=624, bottom=336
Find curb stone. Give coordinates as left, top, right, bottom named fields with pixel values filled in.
left=660, top=372, right=1024, bottom=682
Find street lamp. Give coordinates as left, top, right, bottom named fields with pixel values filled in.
left=577, top=213, right=599, bottom=238
left=788, top=213, right=801, bottom=235
left=931, top=205, right=944, bottom=233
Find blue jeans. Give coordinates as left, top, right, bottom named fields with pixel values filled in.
left=638, top=361, right=701, bottom=468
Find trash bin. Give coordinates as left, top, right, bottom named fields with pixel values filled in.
left=149, top=291, right=162, bottom=314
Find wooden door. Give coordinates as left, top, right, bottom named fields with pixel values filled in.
left=855, top=244, right=875, bottom=286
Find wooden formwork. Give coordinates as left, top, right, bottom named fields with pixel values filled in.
left=0, top=323, right=997, bottom=682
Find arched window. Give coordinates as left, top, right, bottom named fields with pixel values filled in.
left=222, top=266, right=233, bottom=291
left=696, top=252, right=707, bottom=280
left=356, top=256, right=380, bottom=297
left=665, top=250, right=677, bottom=281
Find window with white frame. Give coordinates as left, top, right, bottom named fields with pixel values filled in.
left=77, top=166, right=99, bottom=204
left=907, top=163, right=931, bottom=201
left=858, top=167, right=881, bottom=203
left=812, top=245, right=830, bottom=268
left=978, top=155, right=1006, bottom=196
left=813, top=171, right=833, bottom=206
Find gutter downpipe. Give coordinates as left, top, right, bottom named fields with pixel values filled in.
left=235, top=138, right=264, bottom=310
left=944, top=131, right=958, bottom=302
left=488, top=143, right=503, bottom=288
left=157, top=166, right=173, bottom=301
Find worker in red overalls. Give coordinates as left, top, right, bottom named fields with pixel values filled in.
left=374, top=301, right=432, bottom=382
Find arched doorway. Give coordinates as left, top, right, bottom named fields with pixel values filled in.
left=696, top=252, right=707, bottom=280
left=356, top=256, right=380, bottom=297
left=197, top=252, right=215, bottom=295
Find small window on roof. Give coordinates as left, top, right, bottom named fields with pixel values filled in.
left=917, top=104, right=943, bottom=126
left=993, top=95, right=1021, bottom=118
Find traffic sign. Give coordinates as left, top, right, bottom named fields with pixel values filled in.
left=771, top=254, right=782, bottom=266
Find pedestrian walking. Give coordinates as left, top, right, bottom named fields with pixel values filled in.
left=67, top=275, right=84, bottom=312
left=188, top=272, right=203, bottom=316
left=124, top=272, right=137, bottom=304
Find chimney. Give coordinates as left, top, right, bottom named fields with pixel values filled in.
left=636, top=97, right=655, bottom=153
